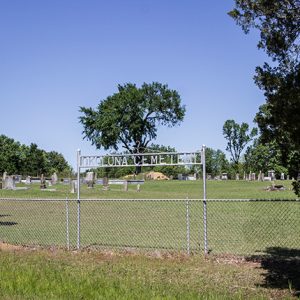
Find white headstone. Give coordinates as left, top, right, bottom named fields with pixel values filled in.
left=25, top=176, right=31, bottom=185
left=51, top=173, right=58, bottom=185
left=85, top=172, right=94, bottom=188
left=4, top=176, right=15, bottom=190
left=235, top=173, right=239, bottom=181
left=280, top=173, right=285, bottom=180
left=123, top=181, right=128, bottom=192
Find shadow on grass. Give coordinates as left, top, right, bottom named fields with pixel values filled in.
left=0, top=221, right=17, bottom=226
left=247, top=247, right=300, bottom=293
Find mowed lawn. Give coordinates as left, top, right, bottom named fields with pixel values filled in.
left=0, top=180, right=299, bottom=299
left=0, top=180, right=299, bottom=254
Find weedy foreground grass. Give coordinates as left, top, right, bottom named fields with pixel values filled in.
left=0, top=246, right=296, bottom=299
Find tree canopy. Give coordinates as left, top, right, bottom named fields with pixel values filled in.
left=0, top=135, right=71, bottom=177
left=229, top=0, right=300, bottom=178
left=223, top=120, right=257, bottom=168
left=79, top=82, right=185, bottom=165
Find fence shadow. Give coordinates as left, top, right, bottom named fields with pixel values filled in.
left=0, top=221, right=17, bottom=226
left=246, top=247, right=300, bottom=293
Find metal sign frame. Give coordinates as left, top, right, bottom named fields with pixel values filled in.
left=76, top=145, right=207, bottom=253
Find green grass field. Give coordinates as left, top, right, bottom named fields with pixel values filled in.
left=0, top=180, right=299, bottom=299
left=0, top=180, right=299, bottom=255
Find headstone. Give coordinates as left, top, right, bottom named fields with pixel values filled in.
left=207, top=174, right=212, bottom=180
left=178, top=174, right=183, bottom=180
left=268, top=170, right=275, bottom=180
left=4, top=176, right=15, bottom=190
left=40, top=174, right=46, bottom=189
left=25, top=176, right=31, bottom=185
left=258, top=171, right=262, bottom=181
left=235, top=173, right=239, bottom=181
left=280, top=173, right=285, bottom=180
left=51, top=173, right=58, bottom=185
left=123, top=181, right=128, bottom=192
left=70, top=180, right=77, bottom=194
left=2, top=171, right=7, bottom=187
left=14, top=175, right=21, bottom=183
left=287, top=175, right=290, bottom=180
left=221, top=173, right=228, bottom=180
left=102, top=177, right=109, bottom=191
left=251, top=173, right=256, bottom=181
left=248, top=172, right=251, bottom=181
left=85, top=172, right=94, bottom=188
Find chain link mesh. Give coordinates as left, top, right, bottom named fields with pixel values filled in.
left=0, top=198, right=299, bottom=255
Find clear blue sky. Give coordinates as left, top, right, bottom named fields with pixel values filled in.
left=0, top=0, right=267, bottom=168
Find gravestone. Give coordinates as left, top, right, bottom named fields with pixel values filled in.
left=2, top=172, right=7, bottom=187
left=280, top=173, right=285, bottom=180
left=287, top=175, right=290, bottom=180
left=251, top=173, right=256, bottom=181
left=268, top=170, right=275, bottom=180
left=40, top=174, right=47, bottom=189
left=102, top=177, right=109, bottom=191
left=4, top=176, right=15, bottom=190
left=85, top=172, right=94, bottom=188
left=25, top=176, right=31, bottom=185
left=51, top=173, right=58, bottom=185
left=70, top=180, right=77, bottom=194
left=258, top=171, right=262, bottom=181
left=123, top=180, right=128, bottom=192
left=221, top=173, right=228, bottom=180
left=235, top=173, right=239, bottom=181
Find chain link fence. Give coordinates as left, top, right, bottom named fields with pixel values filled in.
left=0, top=198, right=299, bottom=255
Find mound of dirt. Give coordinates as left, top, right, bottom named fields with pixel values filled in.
left=146, top=171, right=169, bottom=180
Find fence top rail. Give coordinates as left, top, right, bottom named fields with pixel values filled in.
left=0, top=198, right=298, bottom=202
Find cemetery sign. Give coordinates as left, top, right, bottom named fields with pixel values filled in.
left=79, top=152, right=202, bottom=169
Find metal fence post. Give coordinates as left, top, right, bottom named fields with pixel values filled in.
left=77, top=149, right=81, bottom=250
left=66, top=197, right=70, bottom=250
left=186, top=197, right=190, bottom=255
left=202, top=145, right=208, bottom=255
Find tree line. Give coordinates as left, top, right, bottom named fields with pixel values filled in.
left=0, top=135, right=72, bottom=177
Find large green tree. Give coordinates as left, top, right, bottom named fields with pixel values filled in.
left=229, top=0, right=300, bottom=179
left=0, top=135, right=71, bottom=177
left=223, top=120, right=257, bottom=168
left=205, top=147, right=229, bottom=177
left=80, top=82, right=185, bottom=173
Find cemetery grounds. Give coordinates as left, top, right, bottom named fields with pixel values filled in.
left=0, top=180, right=299, bottom=299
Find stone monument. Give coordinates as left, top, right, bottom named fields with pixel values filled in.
left=102, top=177, right=109, bottom=191
left=40, top=174, right=47, bottom=189
left=85, top=172, right=94, bottom=188
left=4, top=176, right=15, bottom=190
left=51, top=173, right=58, bottom=185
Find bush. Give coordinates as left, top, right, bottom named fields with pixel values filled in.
left=292, top=180, right=300, bottom=197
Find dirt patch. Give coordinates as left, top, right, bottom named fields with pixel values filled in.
left=0, top=242, right=23, bottom=251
